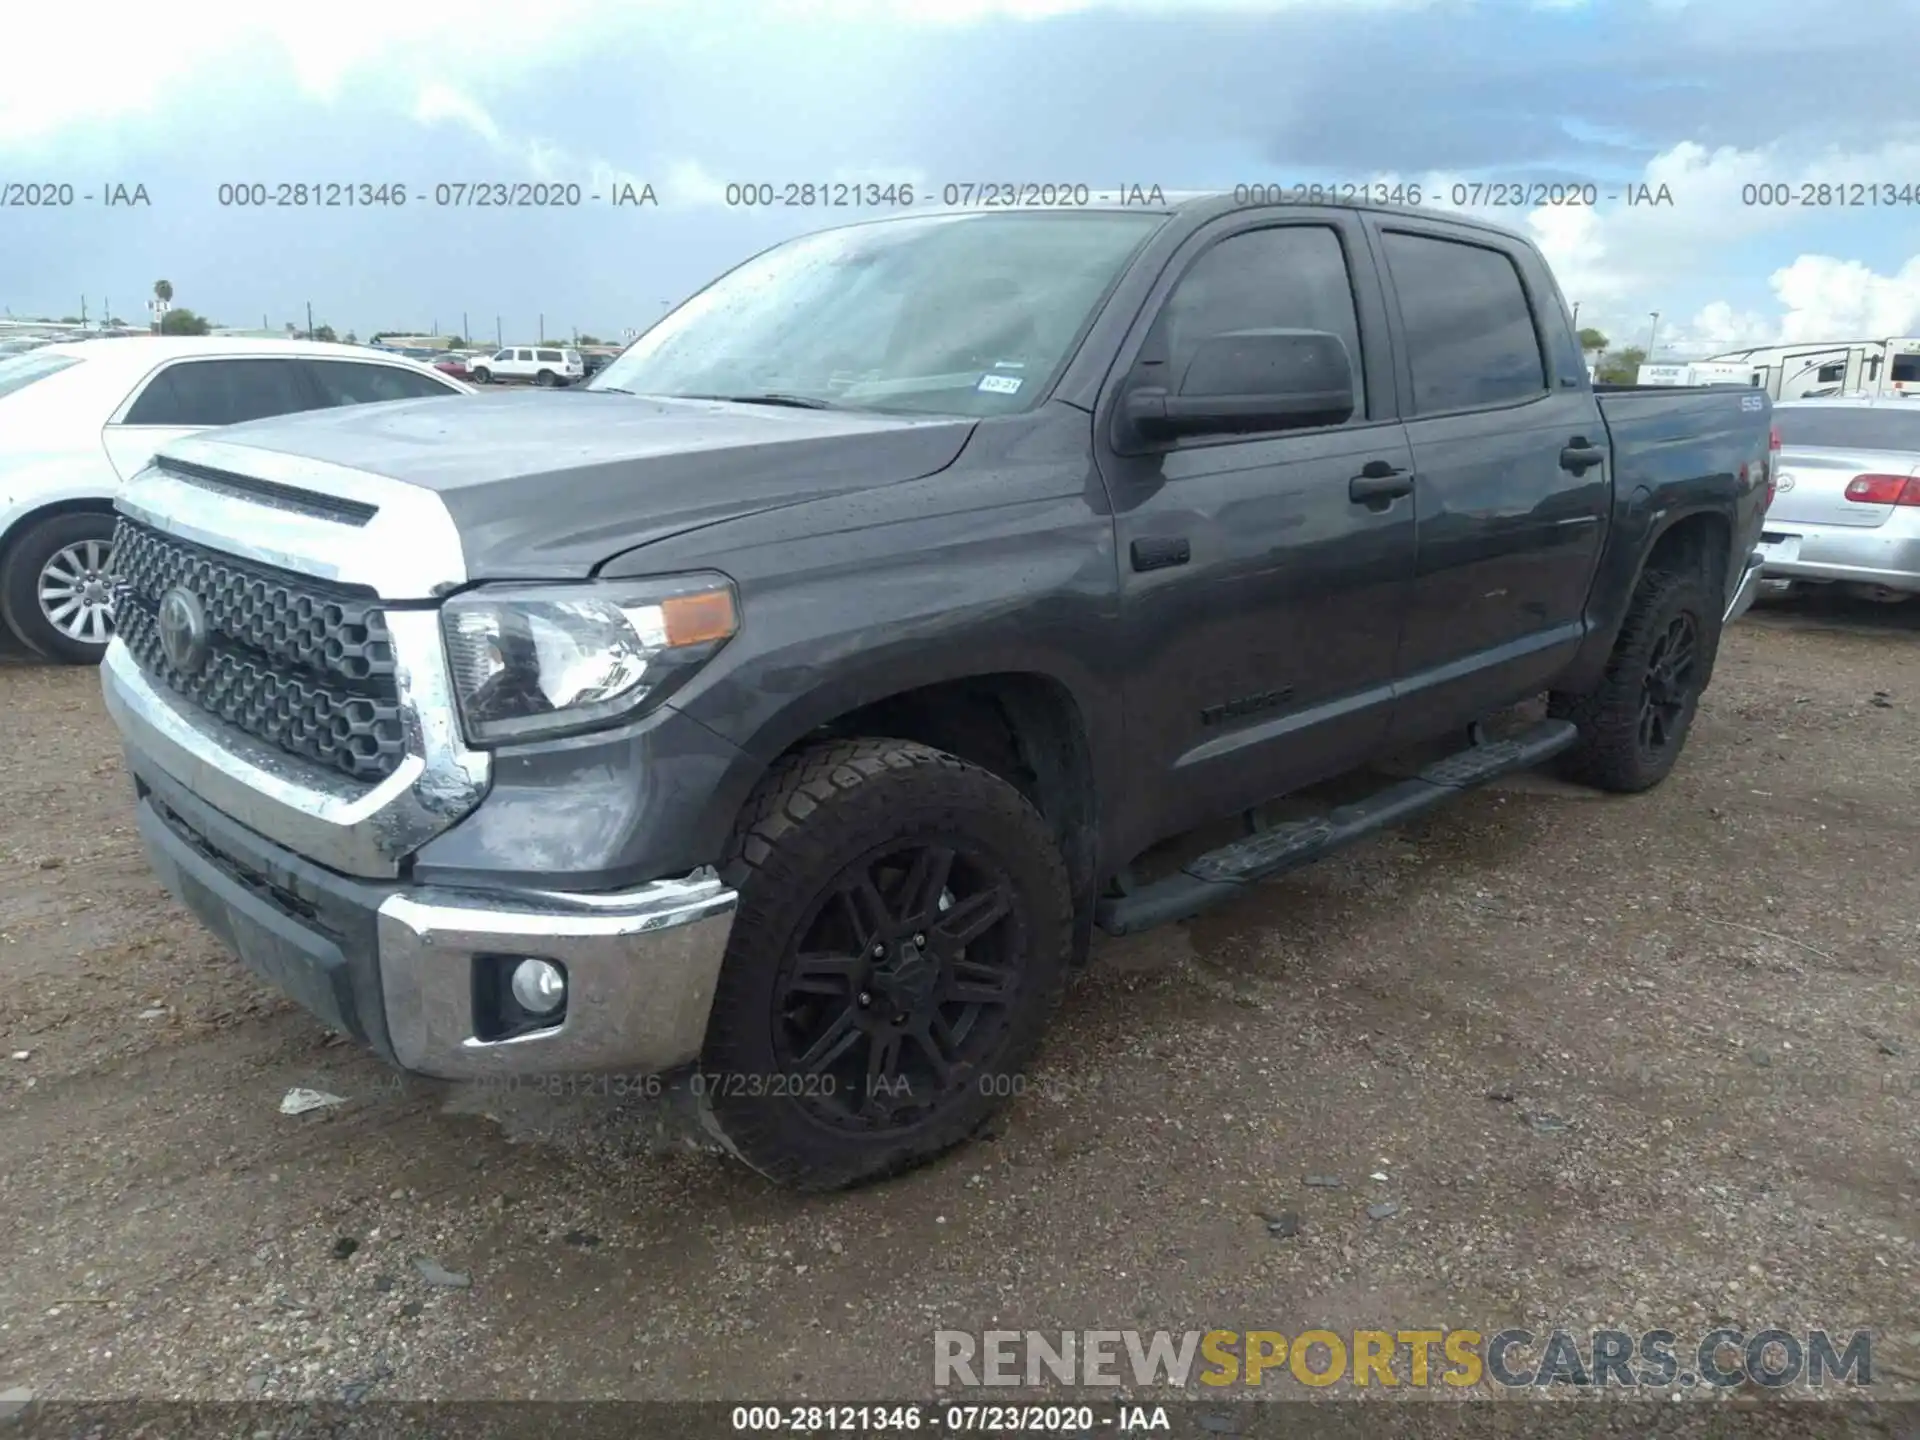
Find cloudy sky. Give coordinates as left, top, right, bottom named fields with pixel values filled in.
left=4, top=0, right=1918, bottom=357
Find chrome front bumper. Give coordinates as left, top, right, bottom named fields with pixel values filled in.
left=114, top=660, right=739, bottom=1080
left=378, top=877, right=736, bottom=1078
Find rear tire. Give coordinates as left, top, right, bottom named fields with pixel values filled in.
left=1, top=511, right=120, bottom=665
left=1548, top=567, right=1719, bottom=793
left=535, top=370, right=556, bottom=387
left=698, top=738, right=1072, bottom=1190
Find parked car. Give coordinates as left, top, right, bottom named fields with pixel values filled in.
left=433, top=353, right=471, bottom=380
left=1754, top=398, right=1920, bottom=603
left=0, top=337, right=473, bottom=663
left=99, top=198, right=1770, bottom=1189
left=468, top=346, right=584, bottom=386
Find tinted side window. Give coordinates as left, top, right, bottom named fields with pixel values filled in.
left=121, top=359, right=316, bottom=426
left=307, top=362, right=458, bottom=406
left=535, top=349, right=563, bottom=362
left=515, top=349, right=533, bottom=361
left=1381, top=232, right=1547, bottom=413
left=1157, top=225, right=1366, bottom=419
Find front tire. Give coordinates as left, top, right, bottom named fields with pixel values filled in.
left=1548, top=567, right=1719, bottom=792
left=471, top=367, right=492, bottom=384
left=698, top=738, right=1072, bottom=1190
left=1, top=511, right=119, bottom=665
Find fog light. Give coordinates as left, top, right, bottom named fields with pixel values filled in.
left=509, top=958, right=566, bottom=1015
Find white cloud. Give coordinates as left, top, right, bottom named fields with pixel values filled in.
left=764, top=0, right=1429, bottom=18
left=1419, top=140, right=1920, bottom=354
left=0, top=0, right=603, bottom=145
left=1770, top=254, right=1920, bottom=341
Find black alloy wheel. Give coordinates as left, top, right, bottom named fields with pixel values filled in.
left=770, top=838, right=1022, bottom=1132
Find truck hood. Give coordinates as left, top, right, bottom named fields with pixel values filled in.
left=192, top=390, right=978, bottom=576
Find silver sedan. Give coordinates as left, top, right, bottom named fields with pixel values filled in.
left=1757, top=398, right=1920, bottom=603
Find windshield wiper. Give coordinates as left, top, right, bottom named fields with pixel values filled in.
left=684, top=391, right=839, bottom=410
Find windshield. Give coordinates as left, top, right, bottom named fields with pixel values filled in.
left=1776, top=406, right=1920, bottom=452
left=590, top=211, right=1164, bottom=416
left=0, top=351, right=82, bottom=400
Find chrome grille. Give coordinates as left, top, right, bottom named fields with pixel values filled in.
left=108, top=519, right=406, bottom=782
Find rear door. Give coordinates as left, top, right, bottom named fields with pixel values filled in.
left=1097, top=208, right=1416, bottom=842
left=1368, top=218, right=1608, bottom=743
left=102, top=357, right=321, bottom=480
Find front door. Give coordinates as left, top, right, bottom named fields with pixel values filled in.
left=1096, top=212, right=1417, bottom=849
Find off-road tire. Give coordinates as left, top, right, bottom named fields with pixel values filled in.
left=1, top=511, right=119, bottom=665
left=698, top=737, right=1072, bottom=1190
left=1548, top=567, right=1719, bottom=793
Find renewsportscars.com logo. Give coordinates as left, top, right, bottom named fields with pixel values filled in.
left=933, top=1327, right=1875, bottom=1391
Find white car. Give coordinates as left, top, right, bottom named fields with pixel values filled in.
left=467, top=345, right=584, bottom=387
left=1757, top=398, right=1920, bottom=603
left=0, top=337, right=473, bottom=664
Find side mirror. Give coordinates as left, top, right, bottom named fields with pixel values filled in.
left=1124, top=329, right=1355, bottom=442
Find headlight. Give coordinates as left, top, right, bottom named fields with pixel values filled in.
left=440, top=574, right=738, bottom=745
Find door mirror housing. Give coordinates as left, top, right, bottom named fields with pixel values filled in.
left=1124, top=328, right=1355, bottom=442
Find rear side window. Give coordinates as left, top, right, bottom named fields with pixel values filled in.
left=1382, top=232, right=1547, bottom=413
left=121, top=359, right=316, bottom=426
left=1775, top=407, right=1920, bottom=452
left=535, top=349, right=563, bottom=363
left=0, top=352, right=82, bottom=400
left=515, top=349, right=533, bottom=361
left=306, top=361, right=459, bottom=406
left=1156, top=224, right=1367, bottom=420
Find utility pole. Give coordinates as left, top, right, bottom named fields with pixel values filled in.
left=306, top=300, right=314, bottom=340
left=80, top=296, right=87, bottom=326
left=462, top=311, right=469, bottom=343
left=1646, top=311, right=1660, bottom=357
left=538, top=313, right=544, bottom=342
left=496, top=316, right=502, bottom=347
left=1571, top=301, right=1581, bottom=326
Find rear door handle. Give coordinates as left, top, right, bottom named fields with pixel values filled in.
left=1560, top=440, right=1606, bottom=472
left=1349, top=460, right=1414, bottom=503
left=1131, top=536, right=1190, bottom=572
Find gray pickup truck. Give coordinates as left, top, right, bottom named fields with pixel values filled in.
left=101, top=196, right=1774, bottom=1188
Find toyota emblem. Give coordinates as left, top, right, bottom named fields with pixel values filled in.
left=156, top=586, right=211, bottom=674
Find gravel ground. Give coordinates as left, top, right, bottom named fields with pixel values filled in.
left=0, top=594, right=1916, bottom=1432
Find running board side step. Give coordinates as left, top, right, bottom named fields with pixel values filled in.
left=1093, top=719, right=1579, bottom=936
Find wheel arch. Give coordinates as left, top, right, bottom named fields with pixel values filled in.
left=726, top=670, right=1104, bottom=965
left=1557, top=503, right=1732, bottom=696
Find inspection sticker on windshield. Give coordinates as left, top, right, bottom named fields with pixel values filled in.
left=977, top=374, right=1022, bottom=394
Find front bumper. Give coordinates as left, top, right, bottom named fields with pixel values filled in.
left=128, top=745, right=738, bottom=1079
left=1753, top=519, right=1920, bottom=593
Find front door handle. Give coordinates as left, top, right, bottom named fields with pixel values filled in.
left=1560, top=439, right=1606, bottom=472
left=1349, top=460, right=1414, bottom=503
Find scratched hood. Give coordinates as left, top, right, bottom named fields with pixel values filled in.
left=196, top=389, right=978, bottom=576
